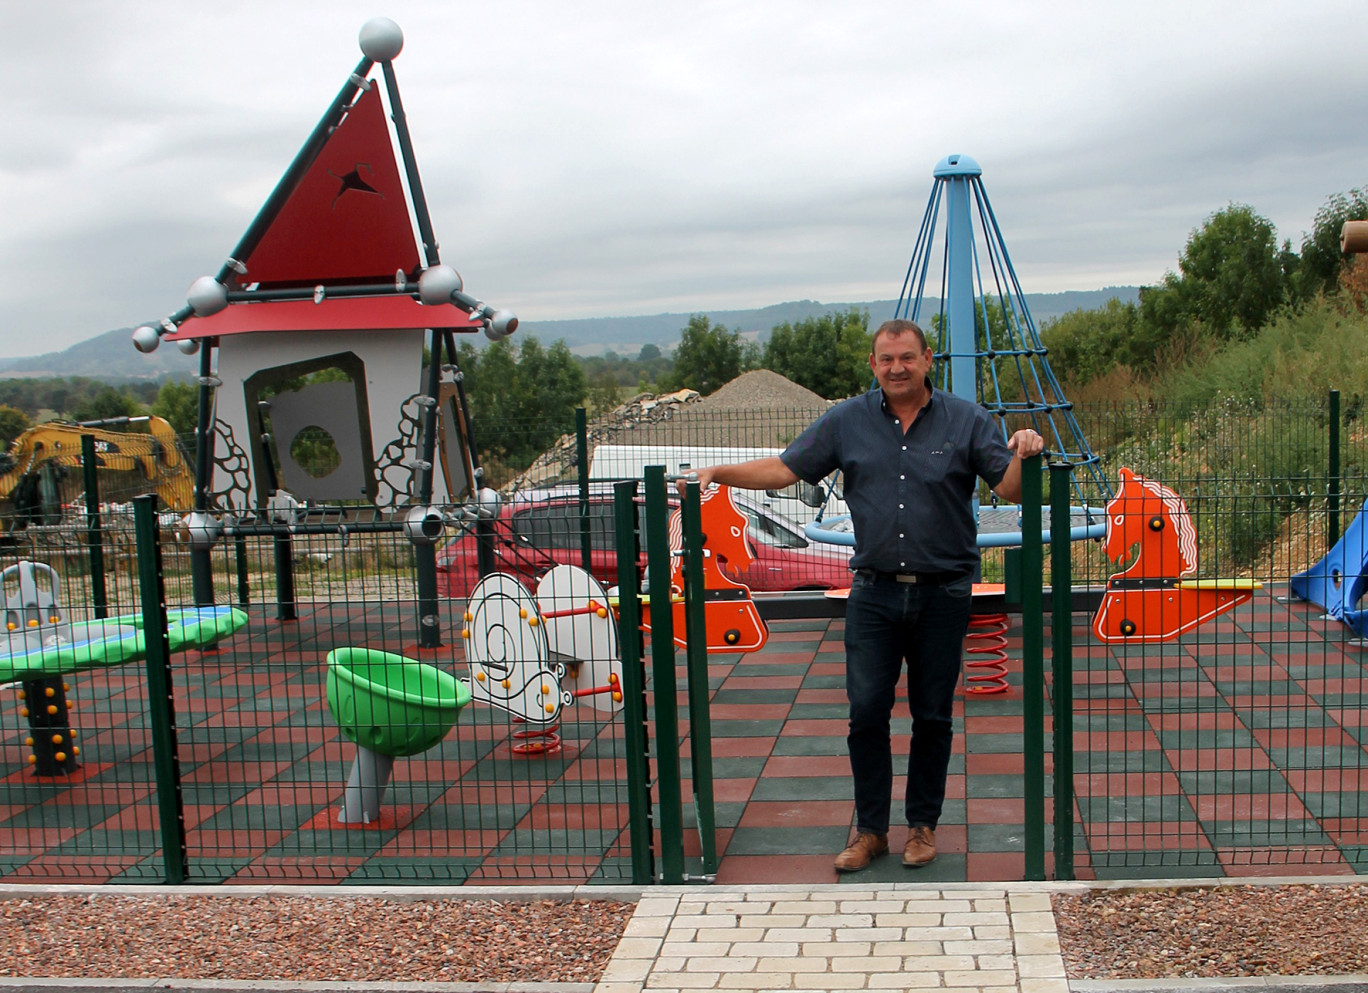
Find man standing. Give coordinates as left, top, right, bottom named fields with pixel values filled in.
left=683, top=319, right=1043, bottom=872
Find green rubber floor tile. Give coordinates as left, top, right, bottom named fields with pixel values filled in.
left=771, top=735, right=848, bottom=756
left=750, top=775, right=853, bottom=802
left=786, top=702, right=849, bottom=719
left=709, top=755, right=769, bottom=778
left=711, top=688, right=799, bottom=705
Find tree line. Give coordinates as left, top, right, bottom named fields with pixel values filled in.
left=1041, top=189, right=1368, bottom=401
left=7, top=180, right=1365, bottom=484
left=0, top=377, right=195, bottom=448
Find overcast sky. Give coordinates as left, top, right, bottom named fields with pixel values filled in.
left=3, top=0, right=1367, bottom=358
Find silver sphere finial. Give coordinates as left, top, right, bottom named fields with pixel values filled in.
left=359, top=18, right=404, bottom=62
left=132, top=326, right=161, bottom=353
left=476, top=487, right=502, bottom=519
left=487, top=309, right=519, bottom=340
left=186, top=275, right=228, bottom=317
left=417, top=264, right=463, bottom=305
left=177, top=337, right=201, bottom=355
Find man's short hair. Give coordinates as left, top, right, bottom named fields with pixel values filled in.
left=871, top=319, right=928, bottom=354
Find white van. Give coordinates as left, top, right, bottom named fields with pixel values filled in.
left=588, top=444, right=848, bottom=527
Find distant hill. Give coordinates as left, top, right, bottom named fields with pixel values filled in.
left=514, top=287, right=1140, bottom=356
left=0, top=287, right=1139, bottom=377
left=0, top=327, right=201, bottom=380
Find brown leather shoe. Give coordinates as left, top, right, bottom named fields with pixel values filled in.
left=903, top=825, right=936, bottom=867
left=834, top=832, right=888, bottom=872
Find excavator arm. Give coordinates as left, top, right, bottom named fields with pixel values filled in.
left=0, top=416, right=194, bottom=525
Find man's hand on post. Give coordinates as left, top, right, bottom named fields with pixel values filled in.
left=675, top=467, right=716, bottom=499
left=1007, top=429, right=1045, bottom=460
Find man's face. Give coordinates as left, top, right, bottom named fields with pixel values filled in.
left=869, top=331, right=933, bottom=402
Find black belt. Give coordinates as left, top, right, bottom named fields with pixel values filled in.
left=856, top=568, right=971, bottom=586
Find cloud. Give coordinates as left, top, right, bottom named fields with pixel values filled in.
left=3, top=0, right=1368, bottom=355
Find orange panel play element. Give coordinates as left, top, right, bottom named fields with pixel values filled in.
left=643, top=485, right=768, bottom=653
left=1092, top=467, right=1260, bottom=643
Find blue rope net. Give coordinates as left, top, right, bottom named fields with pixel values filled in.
left=893, top=158, right=1112, bottom=507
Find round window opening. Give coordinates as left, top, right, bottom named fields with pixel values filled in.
left=290, top=426, right=341, bottom=479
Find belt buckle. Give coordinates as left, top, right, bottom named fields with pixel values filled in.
left=896, top=573, right=917, bottom=584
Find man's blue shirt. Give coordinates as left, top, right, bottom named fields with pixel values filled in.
left=781, top=384, right=1012, bottom=575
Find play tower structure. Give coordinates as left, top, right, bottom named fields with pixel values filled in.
left=809, top=153, right=1110, bottom=551
left=130, top=18, right=510, bottom=643
left=897, top=154, right=1108, bottom=507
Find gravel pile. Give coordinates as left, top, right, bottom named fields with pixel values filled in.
left=694, top=369, right=832, bottom=411
left=0, top=893, right=632, bottom=984
left=624, top=369, right=834, bottom=449
left=1054, top=883, right=1368, bottom=979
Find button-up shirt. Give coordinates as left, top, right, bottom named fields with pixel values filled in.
left=780, top=382, right=1012, bottom=575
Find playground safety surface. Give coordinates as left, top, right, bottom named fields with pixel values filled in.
left=2, top=584, right=1366, bottom=885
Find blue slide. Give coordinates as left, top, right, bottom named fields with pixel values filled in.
left=1290, top=497, right=1368, bottom=635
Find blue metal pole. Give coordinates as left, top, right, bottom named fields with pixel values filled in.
left=937, top=155, right=982, bottom=402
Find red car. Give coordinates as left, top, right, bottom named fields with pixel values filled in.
left=435, top=483, right=853, bottom=599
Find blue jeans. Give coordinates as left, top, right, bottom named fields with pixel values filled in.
left=844, top=571, right=973, bottom=835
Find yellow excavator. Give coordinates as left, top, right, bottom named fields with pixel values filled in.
left=0, top=415, right=193, bottom=529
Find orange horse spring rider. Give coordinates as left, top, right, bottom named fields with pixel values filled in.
left=642, top=484, right=768, bottom=653
left=1092, top=467, right=1260, bottom=643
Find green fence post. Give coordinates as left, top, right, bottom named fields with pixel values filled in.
left=613, top=480, right=654, bottom=885
left=1329, top=389, right=1341, bottom=548
left=644, top=465, right=685, bottom=884
left=273, top=532, right=297, bottom=621
left=577, top=407, right=592, bottom=573
left=80, top=434, right=108, bottom=620
left=132, top=495, right=187, bottom=885
left=1049, top=462, right=1075, bottom=881
left=680, top=479, right=717, bottom=878
left=190, top=345, right=217, bottom=607
left=1020, top=455, right=1045, bottom=881
left=235, top=534, right=251, bottom=606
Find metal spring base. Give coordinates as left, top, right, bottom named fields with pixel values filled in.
left=511, top=720, right=562, bottom=755
left=964, top=612, right=1010, bottom=695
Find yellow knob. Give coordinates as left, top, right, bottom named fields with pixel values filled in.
left=596, top=607, right=608, bottom=618
left=54, top=752, right=66, bottom=763
left=28, top=619, right=38, bottom=628
left=51, top=735, right=63, bottom=745
left=519, top=609, right=527, bottom=619
left=47, top=705, right=58, bottom=715
left=501, top=679, right=510, bottom=689
left=45, top=687, right=55, bottom=698
left=528, top=617, right=539, bottom=627
left=544, top=703, right=555, bottom=714
left=463, top=612, right=473, bottom=622
left=72, top=746, right=80, bottom=756
left=475, top=671, right=486, bottom=682
left=7, top=622, right=15, bottom=631
left=461, top=629, right=470, bottom=639
left=24, top=737, right=33, bottom=747
left=27, top=755, right=36, bottom=765
left=612, top=692, right=623, bottom=703
left=49, top=615, right=59, bottom=623
left=19, top=707, right=28, bottom=718
left=17, top=690, right=25, bottom=700
left=541, top=684, right=551, bottom=694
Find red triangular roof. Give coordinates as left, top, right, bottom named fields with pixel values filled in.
left=230, top=86, right=420, bottom=289
left=168, top=76, right=481, bottom=340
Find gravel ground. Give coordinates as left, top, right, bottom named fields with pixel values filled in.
left=0, top=894, right=632, bottom=984
left=1054, top=883, right=1368, bottom=980
left=5, top=884, right=1368, bottom=984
